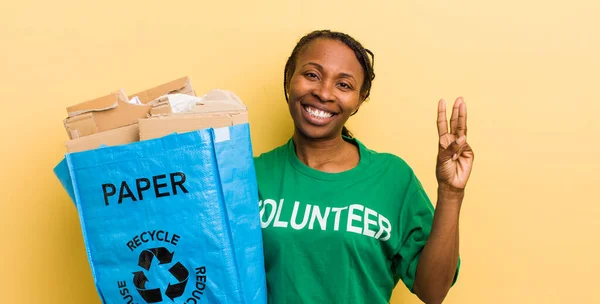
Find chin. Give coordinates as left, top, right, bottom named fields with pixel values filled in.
left=295, top=123, right=339, bottom=140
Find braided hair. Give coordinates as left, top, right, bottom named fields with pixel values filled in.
left=283, top=30, right=376, bottom=138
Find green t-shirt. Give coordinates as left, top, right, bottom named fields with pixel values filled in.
left=253, top=137, right=459, bottom=303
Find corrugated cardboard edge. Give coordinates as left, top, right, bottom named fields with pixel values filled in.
left=64, top=99, right=152, bottom=138
left=231, top=111, right=249, bottom=125
left=149, top=99, right=174, bottom=116
left=148, top=98, right=247, bottom=116
left=65, top=124, right=140, bottom=153
left=189, top=103, right=247, bottom=114
left=129, top=77, right=195, bottom=104
left=138, top=111, right=248, bottom=140
left=63, top=113, right=98, bottom=140
left=66, top=89, right=127, bottom=117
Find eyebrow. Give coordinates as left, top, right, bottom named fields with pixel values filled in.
left=301, top=62, right=357, bottom=83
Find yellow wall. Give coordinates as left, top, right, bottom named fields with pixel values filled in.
left=1, top=1, right=598, bottom=303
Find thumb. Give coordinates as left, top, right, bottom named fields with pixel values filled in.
left=439, top=136, right=467, bottom=162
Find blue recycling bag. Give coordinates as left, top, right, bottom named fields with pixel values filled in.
left=54, top=123, right=266, bottom=304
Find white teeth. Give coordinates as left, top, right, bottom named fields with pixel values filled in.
left=305, top=106, right=333, bottom=118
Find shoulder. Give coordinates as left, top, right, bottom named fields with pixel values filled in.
left=253, top=139, right=290, bottom=172
left=356, top=138, right=416, bottom=178
left=357, top=138, right=433, bottom=207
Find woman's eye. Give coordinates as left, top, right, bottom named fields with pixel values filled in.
left=338, top=82, right=351, bottom=89
left=305, top=72, right=318, bottom=79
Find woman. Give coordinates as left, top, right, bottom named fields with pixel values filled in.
left=254, top=30, right=474, bottom=304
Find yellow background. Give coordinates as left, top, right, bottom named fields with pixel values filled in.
left=1, top=0, right=598, bottom=303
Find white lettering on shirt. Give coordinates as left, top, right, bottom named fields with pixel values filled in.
left=347, top=204, right=364, bottom=235
left=308, top=206, right=330, bottom=230
left=259, top=199, right=393, bottom=242
left=363, top=207, right=378, bottom=238
left=375, top=215, right=392, bottom=241
left=273, top=199, right=289, bottom=228
left=259, top=199, right=277, bottom=228
left=331, top=207, right=348, bottom=231
left=291, top=201, right=311, bottom=230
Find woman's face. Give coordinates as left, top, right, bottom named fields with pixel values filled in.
left=287, top=38, right=365, bottom=140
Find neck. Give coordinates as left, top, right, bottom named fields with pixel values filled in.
left=292, top=131, right=356, bottom=171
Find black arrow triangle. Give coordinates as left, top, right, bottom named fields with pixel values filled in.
left=165, top=278, right=188, bottom=301
left=132, top=271, right=149, bottom=289
left=138, top=247, right=174, bottom=270
left=138, top=250, right=155, bottom=271
left=137, top=287, right=163, bottom=303
left=152, top=247, right=174, bottom=265
left=169, top=262, right=189, bottom=282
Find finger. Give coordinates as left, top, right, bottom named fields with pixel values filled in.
left=437, top=99, right=448, bottom=136
left=450, top=97, right=463, bottom=135
left=440, top=136, right=467, bottom=162
left=451, top=136, right=467, bottom=160
left=458, top=143, right=474, bottom=162
left=456, top=101, right=467, bottom=138
left=452, top=136, right=467, bottom=160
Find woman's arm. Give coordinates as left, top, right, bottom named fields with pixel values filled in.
left=413, top=187, right=463, bottom=303
left=413, top=97, right=474, bottom=303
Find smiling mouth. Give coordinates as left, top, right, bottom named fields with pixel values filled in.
left=302, top=104, right=336, bottom=119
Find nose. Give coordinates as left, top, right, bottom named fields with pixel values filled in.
left=312, top=80, right=335, bottom=103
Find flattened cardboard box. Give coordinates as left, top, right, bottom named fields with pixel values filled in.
left=63, top=90, right=152, bottom=139
left=139, top=111, right=248, bottom=140
left=66, top=124, right=139, bottom=153
left=128, top=76, right=195, bottom=104
left=148, top=90, right=246, bottom=116
left=66, top=90, right=124, bottom=115
left=63, top=77, right=195, bottom=140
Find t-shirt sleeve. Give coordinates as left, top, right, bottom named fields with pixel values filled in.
left=392, top=171, right=461, bottom=293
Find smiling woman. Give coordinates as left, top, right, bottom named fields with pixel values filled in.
left=283, top=30, right=375, bottom=140
left=287, top=39, right=363, bottom=140
left=253, top=29, right=475, bottom=304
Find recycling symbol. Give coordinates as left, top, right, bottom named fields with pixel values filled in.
left=132, top=247, right=189, bottom=303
